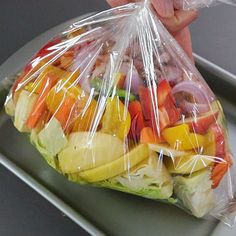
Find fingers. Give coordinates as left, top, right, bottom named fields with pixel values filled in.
left=173, top=0, right=184, bottom=10
left=106, top=0, right=133, bottom=7
left=174, top=27, right=194, bottom=61
left=160, top=10, right=198, bottom=33
left=106, top=0, right=196, bottom=60
left=151, top=0, right=175, bottom=18
left=150, top=0, right=197, bottom=59
left=107, top=0, right=198, bottom=34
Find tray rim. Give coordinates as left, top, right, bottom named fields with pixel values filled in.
left=1, top=15, right=236, bottom=236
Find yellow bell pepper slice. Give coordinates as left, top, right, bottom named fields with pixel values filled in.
left=72, top=100, right=97, bottom=132
left=46, top=79, right=86, bottom=114
left=79, top=144, right=150, bottom=182
left=203, top=131, right=216, bottom=156
left=164, top=153, right=213, bottom=174
left=162, top=124, right=206, bottom=151
left=46, top=78, right=96, bottom=130
left=25, top=65, right=80, bottom=93
left=101, top=97, right=131, bottom=140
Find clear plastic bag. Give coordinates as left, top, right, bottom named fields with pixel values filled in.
left=181, top=0, right=236, bottom=10
left=3, top=1, right=236, bottom=226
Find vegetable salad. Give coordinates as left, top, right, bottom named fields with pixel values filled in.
left=4, top=3, right=234, bottom=220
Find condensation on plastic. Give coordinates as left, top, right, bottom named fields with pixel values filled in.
left=3, top=1, right=236, bottom=226
left=181, top=0, right=236, bottom=10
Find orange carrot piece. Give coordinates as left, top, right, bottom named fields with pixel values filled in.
left=35, top=109, right=51, bottom=131
left=140, top=127, right=165, bottom=144
left=54, top=97, right=76, bottom=130
left=26, top=73, right=58, bottom=129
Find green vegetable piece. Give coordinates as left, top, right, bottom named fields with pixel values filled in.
left=90, top=77, right=103, bottom=91
left=115, top=89, right=136, bottom=101
left=174, top=169, right=215, bottom=218
left=91, top=77, right=136, bottom=101
left=38, top=117, right=68, bottom=157
left=14, top=90, right=37, bottom=132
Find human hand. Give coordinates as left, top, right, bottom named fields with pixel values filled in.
left=106, top=0, right=198, bottom=60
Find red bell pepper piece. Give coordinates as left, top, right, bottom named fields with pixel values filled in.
left=162, top=94, right=181, bottom=125
left=139, top=80, right=180, bottom=133
left=211, top=152, right=232, bottom=189
left=35, top=37, right=62, bottom=59
left=139, top=86, right=153, bottom=122
left=157, top=79, right=172, bottom=106
left=12, top=38, right=63, bottom=97
left=209, top=124, right=226, bottom=158
left=128, top=101, right=145, bottom=142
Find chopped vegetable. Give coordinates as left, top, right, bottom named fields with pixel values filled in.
left=14, top=90, right=38, bottom=132
left=115, top=89, right=136, bottom=101
left=162, top=124, right=207, bottom=151
left=30, top=130, right=58, bottom=169
left=90, top=77, right=136, bottom=101
left=38, top=117, right=68, bottom=156
left=207, top=124, right=225, bottom=158
left=101, top=97, right=131, bottom=140
left=157, top=79, right=172, bottom=106
left=79, top=144, right=150, bottom=182
left=140, top=127, right=164, bottom=144
left=26, top=73, right=58, bottom=129
left=113, top=152, right=173, bottom=199
left=172, top=81, right=215, bottom=104
left=148, top=143, right=191, bottom=158
left=174, top=169, right=215, bottom=218
left=5, top=94, right=15, bottom=117
left=115, top=72, right=126, bottom=88
left=58, top=132, right=125, bottom=173
left=176, top=107, right=219, bottom=134
left=128, top=101, right=145, bottom=142
left=164, top=154, right=213, bottom=174
left=139, top=82, right=180, bottom=132
left=4, top=11, right=233, bottom=222
left=71, top=100, right=97, bottom=132
left=46, top=79, right=91, bottom=129
left=211, top=152, right=233, bottom=189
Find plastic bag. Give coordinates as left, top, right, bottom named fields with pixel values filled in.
left=180, top=0, right=236, bottom=9
left=3, top=1, right=236, bottom=225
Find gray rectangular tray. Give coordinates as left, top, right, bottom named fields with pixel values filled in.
left=0, top=17, right=236, bottom=236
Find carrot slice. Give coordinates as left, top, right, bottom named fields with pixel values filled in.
left=26, top=73, right=58, bottom=129
left=54, top=96, right=76, bottom=130
left=140, top=127, right=165, bottom=144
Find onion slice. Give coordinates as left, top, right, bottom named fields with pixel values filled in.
left=180, top=101, right=210, bottom=114
left=172, top=81, right=215, bottom=104
left=122, top=63, right=143, bottom=95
